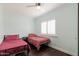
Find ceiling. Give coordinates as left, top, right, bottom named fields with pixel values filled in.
left=3, top=3, right=63, bottom=18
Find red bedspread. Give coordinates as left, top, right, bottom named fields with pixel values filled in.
left=28, top=34, right=50, bottom=50
left=0, top=39, right=28, bottom=56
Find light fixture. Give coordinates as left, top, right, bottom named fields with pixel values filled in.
left=37, top=6, right=41, bottom=9
left=36, top=3, right=41, bottom=9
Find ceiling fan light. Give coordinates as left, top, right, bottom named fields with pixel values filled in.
left=37, top=6, right=40, bottom=9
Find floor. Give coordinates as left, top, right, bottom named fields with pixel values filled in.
left=16, top=44, right=71, bottom=56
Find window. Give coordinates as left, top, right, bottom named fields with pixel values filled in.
left=41, top=20, right=56, bottom=35
left=41, top=21, right=47, bottom=34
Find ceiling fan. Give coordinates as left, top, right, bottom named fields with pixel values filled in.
left=26, top=3, right=41, bottom=7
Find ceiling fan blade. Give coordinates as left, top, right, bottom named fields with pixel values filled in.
left=26, top=5, right=36, bottom=7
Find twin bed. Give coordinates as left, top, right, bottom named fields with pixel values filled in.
left=28, top=34, right=50, bottom=50
left=0, top=35, right=29, bottom=56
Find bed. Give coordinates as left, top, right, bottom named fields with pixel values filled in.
left=0, top=35, right=30, bottom=56
left=28, top=34, right=50, bottom=50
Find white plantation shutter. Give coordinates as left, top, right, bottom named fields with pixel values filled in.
left=41, top=20, right=56, bottom=34
left=48, top=20, right=55, bottom=34
left=41, top=21, right=47, bottom=34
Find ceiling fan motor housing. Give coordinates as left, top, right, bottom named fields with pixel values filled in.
left=36, top=3, right=41, bottom=6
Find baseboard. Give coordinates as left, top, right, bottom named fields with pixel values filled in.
left=49, top=45, right=77, bottom=56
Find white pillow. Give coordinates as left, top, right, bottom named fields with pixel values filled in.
left=0, top=35, right=4, bottom=44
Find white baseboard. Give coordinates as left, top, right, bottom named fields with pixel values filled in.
left=49, top=45, right=77, bottom=56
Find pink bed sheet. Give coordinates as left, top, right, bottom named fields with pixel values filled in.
left=28, top=36, right=50, bottom=50
left=0, top=39, right=28, bottom=56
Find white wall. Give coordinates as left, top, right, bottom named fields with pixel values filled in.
left=0, top=4, right=35, bottom=38
left=0, top=4, right=4, bottom=34
left=3, top=9, right=35, bottom=38
left=0, top=4, right=4, bottom=43
left=35, top=4, right=78, bottom=55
